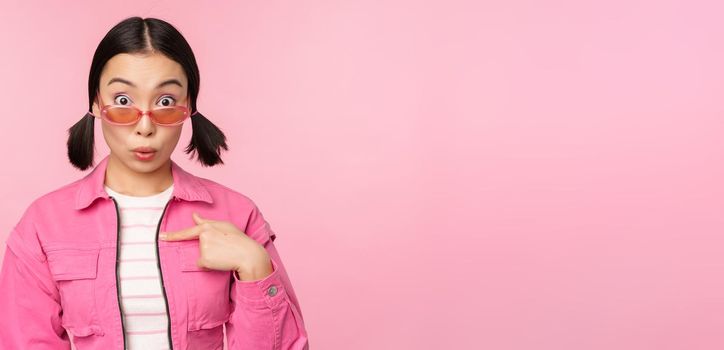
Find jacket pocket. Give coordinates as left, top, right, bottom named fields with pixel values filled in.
left=45, top=247, right=103, bottom=333
left=178, top=243, right=232, bottom=332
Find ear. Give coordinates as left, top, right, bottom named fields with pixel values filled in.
left=91, top=92, right=104, bottom=117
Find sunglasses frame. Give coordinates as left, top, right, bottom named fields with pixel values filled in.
left=89, top=92, right=199, bottom=126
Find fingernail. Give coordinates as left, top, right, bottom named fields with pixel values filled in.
left=159, top=234, right=167, bottom=240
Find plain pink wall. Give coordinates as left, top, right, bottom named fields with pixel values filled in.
left=1, top=1, right=723, bottom=349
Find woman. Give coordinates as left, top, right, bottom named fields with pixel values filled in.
left=0, top=16, right=309, bottom=349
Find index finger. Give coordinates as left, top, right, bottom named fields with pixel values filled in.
left=160, top=224, right=204, bottom=241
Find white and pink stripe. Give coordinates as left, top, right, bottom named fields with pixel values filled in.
left=105, top=183, right=174, bottom=350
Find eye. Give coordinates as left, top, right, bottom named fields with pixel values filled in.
left=113, top=94, right=132, bottom=105
left=158, top=95, right=176, bottom=107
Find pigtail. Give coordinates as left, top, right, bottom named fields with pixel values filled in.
left=185, top=112, right=228, bottom=167
left=67, top=113, right=96, bottom=171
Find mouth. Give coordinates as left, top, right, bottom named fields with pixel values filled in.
left=132, top=147, right=157, bottom=153
left=132, top=147, right=157, bottom=161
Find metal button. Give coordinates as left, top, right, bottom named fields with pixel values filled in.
left=267, top=285, right=278, bottom=297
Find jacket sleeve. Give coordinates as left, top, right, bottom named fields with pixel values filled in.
left=0, top=208, right=70, bottom=349
left=226, top=203, right=309, bottom=350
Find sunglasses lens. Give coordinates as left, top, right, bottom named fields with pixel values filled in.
left=104, top=107, right=188, bottom=125
left=105, top=107, right=138, bottom=124
left=152, top=107, right=187, bottom=125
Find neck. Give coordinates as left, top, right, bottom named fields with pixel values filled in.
left=104, top=154, right=173, bottom=196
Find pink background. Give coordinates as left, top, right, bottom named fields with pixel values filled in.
left=1, top=1, right=723, bottom=349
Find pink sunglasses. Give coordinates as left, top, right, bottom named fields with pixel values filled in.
left=89, top=93, right=199, bottom=126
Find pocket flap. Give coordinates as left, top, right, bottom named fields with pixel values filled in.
left=65, top=324, right=105, bottom=337
left=189, top=310, right=231, bottom=331
left=46, top=248, right=99, bottom=281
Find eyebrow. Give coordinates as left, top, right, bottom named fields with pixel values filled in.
left=107, top=77, right=184, bottom=89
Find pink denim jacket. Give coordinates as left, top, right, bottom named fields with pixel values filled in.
left=0, top=155, right=309, bottom=349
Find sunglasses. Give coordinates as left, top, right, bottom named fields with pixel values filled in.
left=89, top=93, right=198, bottom=126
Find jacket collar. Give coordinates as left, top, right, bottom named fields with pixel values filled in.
left=74, top=154, right=213, bottom=210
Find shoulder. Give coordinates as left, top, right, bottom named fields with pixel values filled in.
left=195, top=176, right=261, bottom=210
left=6, top=183, right=77, bottom=262
left=194, top=176, right=276, bottom=241
left=7, top=177, right=83, bottom=242
left=14, top=177, right=83, bottom=225
left=34, top=178, right=85, bottom=211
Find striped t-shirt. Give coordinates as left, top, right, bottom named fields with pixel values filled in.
left=104, top=183, right=174, bottom=350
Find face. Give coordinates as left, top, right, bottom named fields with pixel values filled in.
left=92, top=52, right=189, bottom=174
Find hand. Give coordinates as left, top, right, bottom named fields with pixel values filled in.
left=159, top=212, right=273, bottom=281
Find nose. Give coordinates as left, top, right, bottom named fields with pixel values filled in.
left=134, top=110, right=156, bottom=136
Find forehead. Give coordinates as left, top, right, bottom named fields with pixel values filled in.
left=99, top=53, right=187, bottom=90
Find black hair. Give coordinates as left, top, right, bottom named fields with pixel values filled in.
left=67, top=16, right=228, bottom=170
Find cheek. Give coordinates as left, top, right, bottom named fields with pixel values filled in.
left=100, top=124, right=130, bottom=148
left=158, top=127, right=183, bottom=148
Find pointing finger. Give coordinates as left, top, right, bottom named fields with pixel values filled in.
left=160, top=224, right=204, bottom=241
left=192, top=212, right=214, bottom=225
